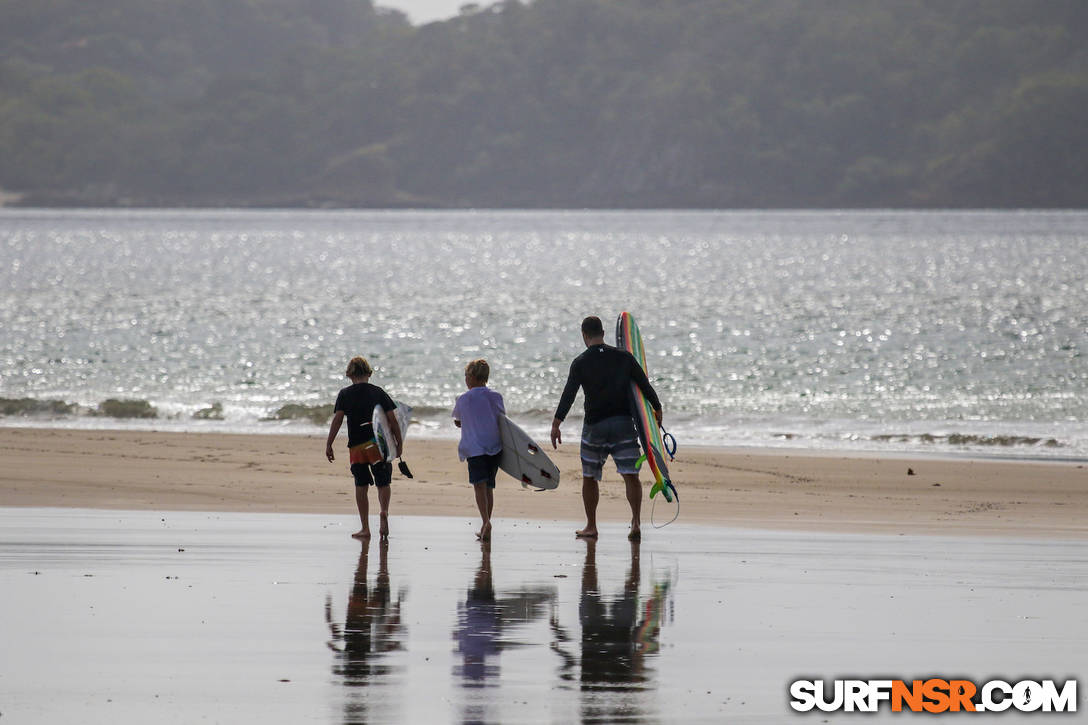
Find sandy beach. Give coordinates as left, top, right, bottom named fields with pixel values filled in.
left=4, top=429, right=1086, bottom=722
left=1, top=426, right=1084, bottom=538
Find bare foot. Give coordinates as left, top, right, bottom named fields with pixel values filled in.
left=351, top=529, right=371, bottom=540
left=575, top=527, right=598, bottom=538
left=379, top=513, right=389, bottom=539
left=476, top=523, right=492, bottom=541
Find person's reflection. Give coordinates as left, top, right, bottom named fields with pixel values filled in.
left=455, top=540, right=502, bottom=685
left=454, top=540, right=556, bottom=722
left=455, top=540, right=557, bottom=682
left=572, top=538, right=672, bottom=722
left=326, top=540, right=407, bottom=724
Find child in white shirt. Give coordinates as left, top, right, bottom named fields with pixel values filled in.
left=452, top=359, right=505, bottom=540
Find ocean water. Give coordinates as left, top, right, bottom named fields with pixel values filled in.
left=1, top=208, right=1085, bottom=459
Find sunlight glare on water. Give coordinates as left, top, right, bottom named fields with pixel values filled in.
left=1, top=209, right=1085, bottom=457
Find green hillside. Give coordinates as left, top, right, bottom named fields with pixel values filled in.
left=1, top=0, right=1085, bottom=207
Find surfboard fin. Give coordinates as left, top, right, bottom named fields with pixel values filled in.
left=520, top=474, right=545, bottom=492
left=397, top=460, right=413, bottom=479
left=635, top=453, right=646, bottom=471
left=650, top=478, right=676, bottom=503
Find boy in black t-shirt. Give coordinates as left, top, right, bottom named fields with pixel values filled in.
left=326, top=356, right=402, bottom=539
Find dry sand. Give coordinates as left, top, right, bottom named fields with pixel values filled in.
left=1, top=427, right=1084, bottom=538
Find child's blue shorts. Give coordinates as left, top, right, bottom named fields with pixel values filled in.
left=467, top=453, right=501, bottom=488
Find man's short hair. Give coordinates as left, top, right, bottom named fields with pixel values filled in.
left=581, top=316, right=604, bottom=337
left=465, top=358, right=490, bottom=383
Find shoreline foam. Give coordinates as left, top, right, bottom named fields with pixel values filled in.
left=2, top=400, right=1085, bottom=463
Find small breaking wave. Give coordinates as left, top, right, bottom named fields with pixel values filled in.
left=94, top=398, right=158, bottom=419
left=193, top=402, right=224, bottom=420
left=0, top=396, right=196, bottom=421
left=0, top=395, right=1080, bottom=459
left=871, top=433, right=1064, bottom=448
left=1, top=396, right=162, bottom=420
left=263, top=403, right=334, bottom=426
left=0, top=397, right=77, bottom=416
left=401, top=405, right=451, bottom=419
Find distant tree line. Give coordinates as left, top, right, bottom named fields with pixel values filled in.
left=1, top=0, right=1085, bottom=208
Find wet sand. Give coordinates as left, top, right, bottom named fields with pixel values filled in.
left=0, top=427, right=1085, bottom=538
left=2, top=508, right=1085, bottom=723
left=3, top=428, right=1086, bottom=722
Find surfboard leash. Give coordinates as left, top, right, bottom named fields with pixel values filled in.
left=662, top=428, right=677, bottom=460
left=650, top=479, right=680, bottom=528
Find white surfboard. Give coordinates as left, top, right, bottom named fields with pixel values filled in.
left=373, top=401, right=411, bottom=462
left=498, top=414, right=559, bottom=490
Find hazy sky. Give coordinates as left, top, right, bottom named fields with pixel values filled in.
left=376, top=0, right=468, bottom=23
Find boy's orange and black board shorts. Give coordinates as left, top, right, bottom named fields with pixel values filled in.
left=348, top=439, right=392, bottom=487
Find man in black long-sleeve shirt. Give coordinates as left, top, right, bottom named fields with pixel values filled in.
left=551, top=316, right=662, bottom=539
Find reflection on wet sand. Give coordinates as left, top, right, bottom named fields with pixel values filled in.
left=5, top=510, right=1083, bottom=723
left=454, top=540, right=557, bottom=721
left=554, top=539, right=673, bottom=724
left=326, top=540, right=407, bottom=724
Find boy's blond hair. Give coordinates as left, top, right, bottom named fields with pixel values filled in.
left=465, top=358, right=490, bottom=384
left=345, top=356, right=373, bottom=378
